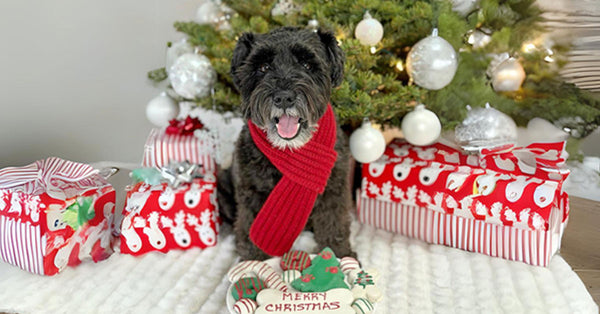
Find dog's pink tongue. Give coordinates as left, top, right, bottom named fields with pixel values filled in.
left=276, top=115, right=300, bottom=139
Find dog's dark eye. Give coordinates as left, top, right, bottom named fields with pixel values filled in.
left=301, top=62, right=311, bottom=70
left=259, top=63, right=271, bottom=73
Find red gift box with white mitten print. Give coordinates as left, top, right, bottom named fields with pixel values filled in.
left=0, top=158, right=115, bottom=275
left=120, top=175, right=219, bottom=256
left=357, top=139, right=570, bottom=266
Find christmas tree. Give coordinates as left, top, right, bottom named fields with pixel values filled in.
left=148, top=0, right=599, bottom=150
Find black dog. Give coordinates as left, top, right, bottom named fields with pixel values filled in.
left=219, top=27, right=354, bottom=261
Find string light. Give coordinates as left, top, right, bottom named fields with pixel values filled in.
left=395, top=61, right=404, bottom=71
left=370, top=46, right=377, bottom=54
left=522, top=43, right=536, bottom=53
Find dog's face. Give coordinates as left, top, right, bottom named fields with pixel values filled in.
left=230, top=27, right=344, bottom=149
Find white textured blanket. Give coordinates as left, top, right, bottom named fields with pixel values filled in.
left=0, top=220, right=596, bottom=314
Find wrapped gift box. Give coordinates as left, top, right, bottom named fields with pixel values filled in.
left=141, top=127, right=218, bottom=174
left=357, top=139, right=570, bottom=266
left=0, top=158, right=115, bottom=275
left=120, top=175, right=219, bottom=256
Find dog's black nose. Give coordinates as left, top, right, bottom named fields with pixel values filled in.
left=273, top=91, right=296, bottom=109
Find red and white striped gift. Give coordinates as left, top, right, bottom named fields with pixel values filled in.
left=141, top=128, right=218, bottom=174
left=357, top=190, right=568, bottom=266
left=358, top=139, right=570, bottom=267
left=0, top=158, right=115, bottom=275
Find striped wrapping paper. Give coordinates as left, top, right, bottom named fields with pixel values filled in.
left=141, top=128, right=218, bottom=173
left=357, top=189, right=568, bottom=266
left=0, top=216, right=45, bottom=275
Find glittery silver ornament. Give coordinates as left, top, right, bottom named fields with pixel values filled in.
left=487, top=53, right=526, bottom=92
left=169, top=53, right=216, bottom=99
left=455, top=103, right=517, bottom=152
left=401, top=104, right=442, bottom=146
left=146, top=92, right=180, bottom=127
left=406, top=29, right=458, bottom=90
left=195, top=1, right=222, bottom=24
left=165, top=39, right=194, bottom=75
left=271, top=0, right=301, bottom=16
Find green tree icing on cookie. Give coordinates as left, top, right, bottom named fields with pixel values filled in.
left=62, top=197, right=95, bottom=230
left=291, top=247, right=349, bottom=292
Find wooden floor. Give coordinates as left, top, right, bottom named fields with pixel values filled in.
left=560, top=196, right=600, bottom=306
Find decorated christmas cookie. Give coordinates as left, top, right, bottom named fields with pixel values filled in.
left=255, top=288, right=354, bottom=314
left=280, top=250, right=311, bottom=271
left=226, top=248, right=383, bottom=314
left=291, top=248, right=348, bottom=292
left=232, top=277, right=267, bottom=301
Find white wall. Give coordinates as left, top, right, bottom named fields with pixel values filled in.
left=0, top=0, right=597, bottom=169
left=0, top=0, right=198, bottom=167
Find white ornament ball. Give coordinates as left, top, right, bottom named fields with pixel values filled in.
left=354, top=12, right=384, bottom=46
left=349, top=120, right=386, bottom=163
left=490, top=57, right=525, bottom=92
left=401, top=104, right=442, bottom=146
left=169, top=53, right=217, bottom=99
left=451, top=0, right=479, bottom=16
left=406, top=29, right=458, bottom=90
left=165, top=39, right=194, bottom=75
left=146, top=93, right=179, bottom=127
left=195, top=1, right=222, bottom=24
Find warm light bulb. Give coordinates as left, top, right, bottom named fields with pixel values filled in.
left=522, top=43, right=536, bottom=53
left=395, top=61, right=404, bottom=71
left=370, top=46, right=377, bottom=54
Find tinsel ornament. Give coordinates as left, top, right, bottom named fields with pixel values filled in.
left=406, top=29, right=458, bottom=90
left=168, top=53, right=217, bottom=99
left=271, top=0, right=301, bottom=16
left=349, top=119, right=386, bottom=163
left=354, top=11, right=384, bottom=46
left=146, top=92, right=180, bottom=127
left=165, top=39, right=194, bottom=75
left=450, top=0, right=479, bottom=16
left=401, top=104, right=442, bottom=146
left=455, top=103, right=517, bottom=152
left=487, top=53, right=526, bottom=92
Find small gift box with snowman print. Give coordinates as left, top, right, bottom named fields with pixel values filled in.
left=357, top=139, right=570, bottom=266
left=120, top=162, right=219, bottom=256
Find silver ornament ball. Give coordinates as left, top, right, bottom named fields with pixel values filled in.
left=401, top=104, right=442, bottom=146
left=195, top=1, right=222, bottom=24
left=406, top=29, right=458, bottom=90
left=451, top=0, right=479, bottom=16
left=354, top=12, right=384, bottom=46
left=455, top=103, right=517, bottom=152
left=146, top=92, right=179, bottom=127
left=349, top=120, right=386, bottom=163
left=165, top=39, right=194, bottom=75
left=169, top=53, right=216, bottom=99
left=489, top=56, right=526, bottom=92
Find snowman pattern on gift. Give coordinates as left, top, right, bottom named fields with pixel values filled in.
left=187, top=209, right=216, bottom=246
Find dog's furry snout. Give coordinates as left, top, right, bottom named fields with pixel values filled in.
left=273, top=90, right=296, bottom=109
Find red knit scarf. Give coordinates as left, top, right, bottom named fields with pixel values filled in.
left=248, top=104, right=338, bottom=256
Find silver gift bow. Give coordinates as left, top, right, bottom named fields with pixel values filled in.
left=160, top=161, right=204, bottom=188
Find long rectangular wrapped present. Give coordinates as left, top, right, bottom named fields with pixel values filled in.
left=357, top=139, right=570, bottom=266
left=0, top=157, right=115, bottom=275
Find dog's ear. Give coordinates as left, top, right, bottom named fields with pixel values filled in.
left=317, top=29, right=345, bottom=87
left=230, top=32, right=256, bottom=90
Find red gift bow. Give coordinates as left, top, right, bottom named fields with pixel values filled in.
left=0, top=157, right=100, bottom=198
left=166, top=116, right=204, bottom=136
